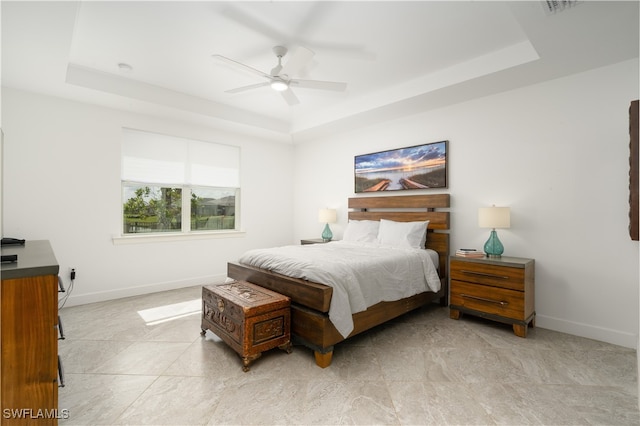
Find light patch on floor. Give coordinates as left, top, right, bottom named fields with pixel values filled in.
left=137, top=299, right=201, bottom=325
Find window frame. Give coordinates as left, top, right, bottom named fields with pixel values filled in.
left=117, top=129, right=242, bottom=243
left=120, top=182, right=241, bottom=238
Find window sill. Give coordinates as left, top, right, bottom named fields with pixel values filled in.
left=112, top=230, right=246, bottom=245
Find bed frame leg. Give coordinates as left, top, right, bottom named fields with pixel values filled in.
left=314, top=350, right=333, bottom=368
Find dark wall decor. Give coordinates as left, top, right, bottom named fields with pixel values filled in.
left=629, top=100, right=639, bottom=241
left=354, top=140, right=448, bottom=193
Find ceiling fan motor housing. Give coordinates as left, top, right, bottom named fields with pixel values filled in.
left=271, top=46, right=287, bottom=76
left=272, top=46, right=288, bottom=58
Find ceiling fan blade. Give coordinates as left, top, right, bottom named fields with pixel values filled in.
left=280, top=88, right=300, bottom=106
left=220, top=3, right=375, bottom=61
left=280, top=46, right=314, bottom=78
left=290, top=79, right=347, bottom=92
left=305, top=43, right=377, bottom=61
left=220, top=5, right=287, bottom=46
left=225, top=82, right=271, bottom=94
left=212, top=54, right=270, bottom=80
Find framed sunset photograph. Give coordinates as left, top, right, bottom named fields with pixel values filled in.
left=354, top=140, right=448, bottom=193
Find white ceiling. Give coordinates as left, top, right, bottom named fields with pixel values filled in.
left=2, top=1, right=638, bottom=143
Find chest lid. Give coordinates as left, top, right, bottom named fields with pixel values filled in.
left=205, top=281, right=290, bottom=316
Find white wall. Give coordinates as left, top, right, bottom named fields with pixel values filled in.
left=1, top=87, right=295, bottom=305
left=293, top=59, right=640, bottom=348
left=3, top=59, right=638, bottom=349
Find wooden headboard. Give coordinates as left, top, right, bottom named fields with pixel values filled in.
left=348, top=194, right=450, bottom=277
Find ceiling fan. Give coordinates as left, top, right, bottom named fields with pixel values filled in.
left=212, top=46, right=347, bottom=106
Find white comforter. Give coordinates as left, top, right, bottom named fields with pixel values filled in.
left=238, top=241, right=441, bottom=338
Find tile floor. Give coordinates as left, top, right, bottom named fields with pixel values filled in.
left=58, top=286, right=639, bottom=425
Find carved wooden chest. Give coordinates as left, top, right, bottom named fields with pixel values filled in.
left=201, top=281, right=291, bottom=371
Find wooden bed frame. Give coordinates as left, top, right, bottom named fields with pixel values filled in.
left=227, top=193, right=450, bottom=367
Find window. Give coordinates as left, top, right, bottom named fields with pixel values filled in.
left=121, top=129, right=240, bottom=235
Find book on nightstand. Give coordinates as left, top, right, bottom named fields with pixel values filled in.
left=455, top=249, right=485, bottom=258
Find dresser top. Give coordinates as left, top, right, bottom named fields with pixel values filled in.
left=450, top=255, right=534, bottom=268
left=1, top=240, right=59, bottom=280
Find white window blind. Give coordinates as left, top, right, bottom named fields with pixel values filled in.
left=122, top=128, right=240, bottom=187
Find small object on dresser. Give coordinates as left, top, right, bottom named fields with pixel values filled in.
left=455, top=249, right=485, bottom=258
left=1, top=237, right=25, bottom=246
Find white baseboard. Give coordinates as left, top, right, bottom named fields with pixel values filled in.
left=61, top=285, right=640, bottom=350
left=536, top=314, right=638, bottom=349
left=61, top=274, right=228, bottom=308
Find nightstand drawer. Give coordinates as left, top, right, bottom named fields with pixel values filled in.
left=450, top=281, right=524, bottom=320
left=450, top=260, right=525, bottom=291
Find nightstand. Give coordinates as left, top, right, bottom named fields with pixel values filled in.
left=300, top=238, right=331, bottom=245
left=449, top=255, right=535, bottom=337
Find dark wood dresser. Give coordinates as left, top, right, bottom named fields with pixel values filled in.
left=1, top=240, right=60, bottom=425
left=449, top=255, right=535, bottom=337
left=201, top=281, right=291, bottom=371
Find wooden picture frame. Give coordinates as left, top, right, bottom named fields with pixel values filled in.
left=354, top=140, right=447, bottom=192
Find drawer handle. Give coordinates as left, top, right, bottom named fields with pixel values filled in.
left=58, top=315, right=65, bottom=340
left=460, top=269, right=510, bottom=280
left=58, top=355, right=65, bottom=387
left=461, top=293, right=509, bottom=306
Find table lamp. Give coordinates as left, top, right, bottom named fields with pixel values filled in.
left=318, top=208, right=337, bottom=242
left=478, top=206, right=510, bottom=258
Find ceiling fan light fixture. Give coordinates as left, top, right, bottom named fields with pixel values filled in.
left=270, top=80, right=289, bottom=92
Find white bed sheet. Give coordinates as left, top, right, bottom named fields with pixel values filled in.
left=238, top=241, right=441, bottom=338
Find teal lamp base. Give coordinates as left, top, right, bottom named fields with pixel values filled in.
left=321, top=223, right=333, bottom=242
left=483, top=229, right=504, bottom=258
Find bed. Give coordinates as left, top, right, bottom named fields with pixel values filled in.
left=227, top=193, right=450, bottom=367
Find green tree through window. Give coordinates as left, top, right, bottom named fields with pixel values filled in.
left=123, top=186, right=182, bottom=233
left=121, top=128, right=240, bottom=236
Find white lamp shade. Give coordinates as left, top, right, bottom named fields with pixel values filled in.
left=478, top=206, right=510, bottom=229
left=318, top=208, right=337, bottom=224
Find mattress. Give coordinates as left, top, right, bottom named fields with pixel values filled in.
left=238, top=241, right=441, bottom=338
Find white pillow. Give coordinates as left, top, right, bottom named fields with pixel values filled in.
left=377, top=219, right=429, bottom=249
left=342, top=220, right=380, bottom=243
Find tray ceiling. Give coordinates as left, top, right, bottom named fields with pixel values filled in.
left=2, top=1, right=638, bottom=142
